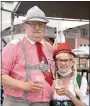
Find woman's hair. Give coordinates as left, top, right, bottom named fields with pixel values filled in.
left=67, top=54, right=82, bottom=98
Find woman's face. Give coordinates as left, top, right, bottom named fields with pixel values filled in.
left=55, top=53, right=74, bottom=73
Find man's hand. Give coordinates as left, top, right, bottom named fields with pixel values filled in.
left=22, top=81, right=43, bottom=93
left=2, top=75, right=43, bottom=93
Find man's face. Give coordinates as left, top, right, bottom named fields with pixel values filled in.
left=55, top=53, right=74, bottom=73
left=24, top=21, right=46, bottom=42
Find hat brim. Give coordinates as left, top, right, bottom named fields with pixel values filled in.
left=54, top=50, right=76, bottom=58
left=23, top=18, right=49, bottom=23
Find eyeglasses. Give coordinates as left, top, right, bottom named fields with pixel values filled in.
left=56, top=59, right=72, bottom=64
left=26, top=22, right=46, bottom=28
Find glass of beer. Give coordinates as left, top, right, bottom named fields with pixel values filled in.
left=35, top=76, right=43, bottom=87
left=54, top=78, right=63, bottom=95
left=35, top=76, right=44, bottom=101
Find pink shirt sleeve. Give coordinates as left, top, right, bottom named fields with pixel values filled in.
left=2, top=42, right=17, bottom=75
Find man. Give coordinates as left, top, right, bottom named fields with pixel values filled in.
left=2, top=6, right=55, bottom=106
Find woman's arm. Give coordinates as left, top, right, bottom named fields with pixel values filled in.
left=66, top=76, right=88, bottom=106
left=66, top=90, right=87, bottom=106
left=56, top=87, right=87, bottom=106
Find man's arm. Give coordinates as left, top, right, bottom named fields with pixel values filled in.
left=2, top=74, right=43, bottom=92
left=2, top=75, right=25, bottom=90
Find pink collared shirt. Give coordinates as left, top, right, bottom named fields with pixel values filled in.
left=2, top=37, right=55, bottom=102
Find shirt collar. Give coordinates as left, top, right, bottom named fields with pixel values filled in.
left=25, top=35, right=44, bottom=45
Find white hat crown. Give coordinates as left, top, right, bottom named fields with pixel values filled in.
left=24, top=6, right=48, bottom=23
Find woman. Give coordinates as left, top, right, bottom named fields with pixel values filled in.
left=50, top=43, right=89, bottom=106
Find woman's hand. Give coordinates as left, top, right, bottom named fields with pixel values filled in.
left=55, top=86, right=69, bottom=95
left=56, top=87, right=87, bottom=106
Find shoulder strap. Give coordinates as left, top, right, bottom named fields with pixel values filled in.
left=76, top=74, right=82, bottom=88
left=76, top=74, right=82, bottom=100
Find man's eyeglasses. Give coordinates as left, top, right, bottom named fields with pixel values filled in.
left=26, top=22, right=46, bottom=28
left=56, top=59, right=72, bottom=64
